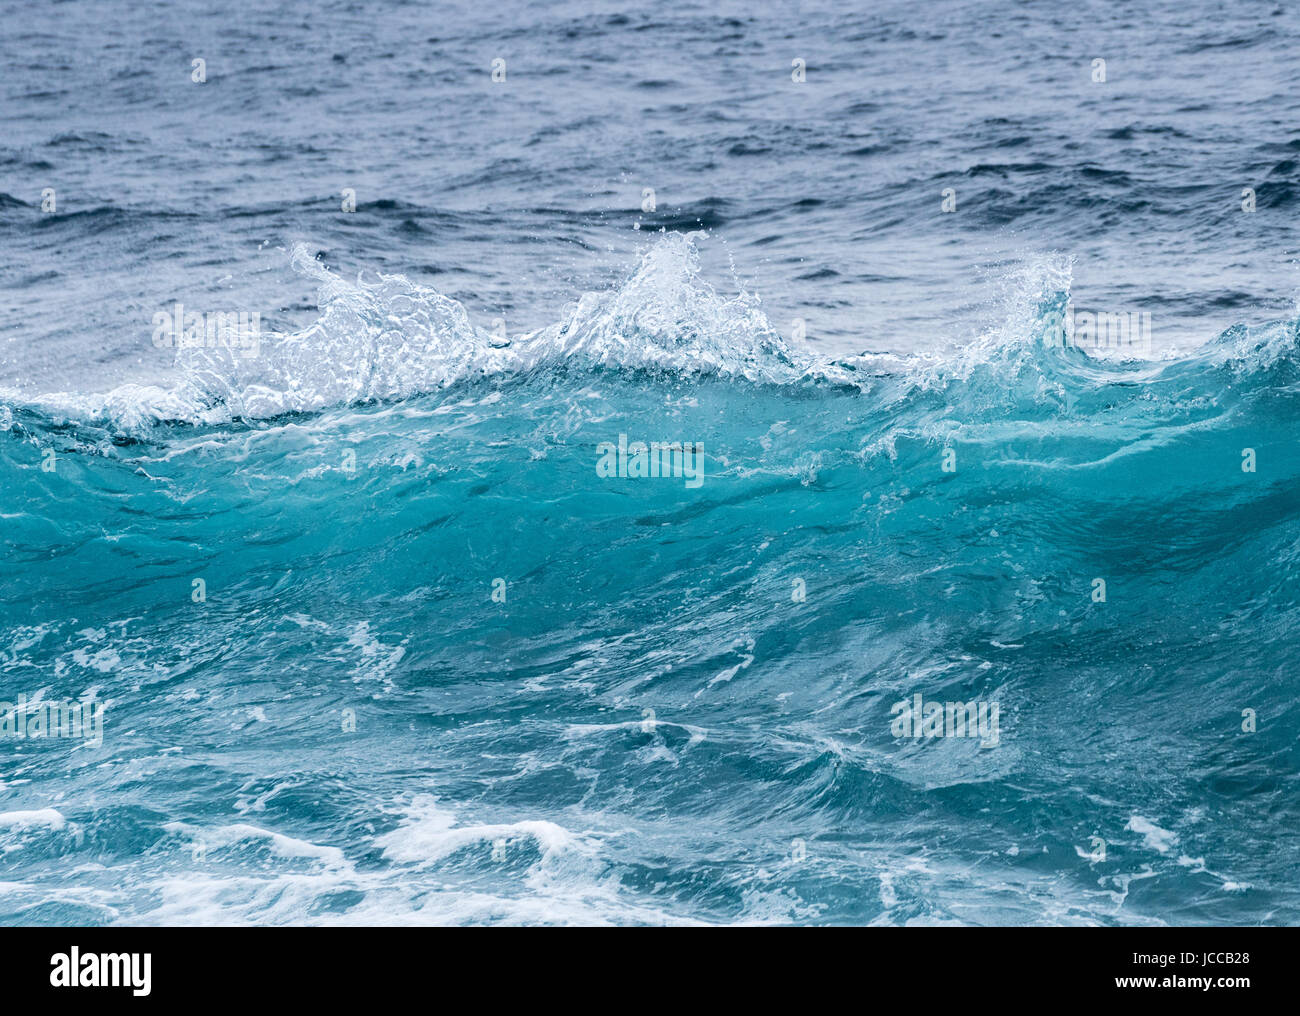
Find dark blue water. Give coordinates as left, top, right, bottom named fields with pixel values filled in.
left=1, top=0, right=1298, bottom=925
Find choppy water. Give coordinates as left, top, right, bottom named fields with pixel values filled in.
left=2, top=0, right=1299, bottom=925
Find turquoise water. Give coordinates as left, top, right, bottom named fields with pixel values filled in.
left=3, top=235, right=1299, bottom=924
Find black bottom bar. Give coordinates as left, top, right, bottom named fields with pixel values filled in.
left=0, top=926, right=1282, bottom=1003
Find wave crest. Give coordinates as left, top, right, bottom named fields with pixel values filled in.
left=4, top=234, right=1300, bottom=438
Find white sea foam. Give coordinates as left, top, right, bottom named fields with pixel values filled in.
left=0, top=808, right=67, bottom=831
left=374, top=794, right=577, bottom=866
left=1126, top=816, right=1178, bottom=855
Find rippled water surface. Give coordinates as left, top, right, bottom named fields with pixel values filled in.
left=2, top=0, right=1298, bottom=925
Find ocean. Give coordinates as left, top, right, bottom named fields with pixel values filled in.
left=1, top=0, right=1298, bottom=925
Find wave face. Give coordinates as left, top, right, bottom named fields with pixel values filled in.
left=3, top=235, right=1299, bottom=925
